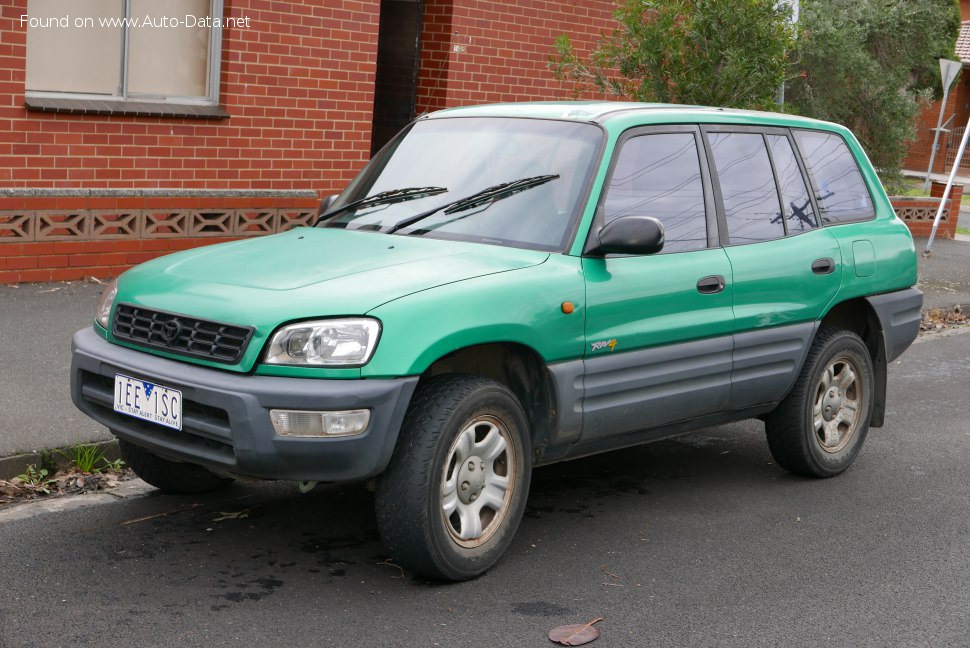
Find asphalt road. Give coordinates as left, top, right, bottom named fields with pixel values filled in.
left=1, top=329, right=968, bottom=648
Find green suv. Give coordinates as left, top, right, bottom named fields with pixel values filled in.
left=71, top=102, right=921, bottom=580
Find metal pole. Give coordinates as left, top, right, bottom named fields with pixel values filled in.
left=924, top=111, right=970, bottom=257
left=923, top=85, right=952, bottom=193
left=923, top=87, right=950, bottom=193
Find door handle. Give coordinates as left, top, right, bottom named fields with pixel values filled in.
left=696, top=275, right=725, bottom=294
left=812, top=258, right=835, bottom=275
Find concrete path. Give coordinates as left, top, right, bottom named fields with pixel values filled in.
left=0, top=280, right=110, bottom=458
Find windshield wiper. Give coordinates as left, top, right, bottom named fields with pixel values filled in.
left=385, top=174, right=559, bottom=234
left=314, top=186, right=448, bottom=225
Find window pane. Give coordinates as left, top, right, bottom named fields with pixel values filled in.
left=709, top=132, right=785, bottom=244
left=604, top=133, right=707, bottom=253
left=767, top=135, right=817, bottom=233
left=128, top=0, right=211, bottom=97
left=25, top=0, right=123, bottom=95
left=793, top=130, right=874, bottom=223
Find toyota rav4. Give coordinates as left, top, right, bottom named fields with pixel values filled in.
left=71, top=102, right=922, bottom=581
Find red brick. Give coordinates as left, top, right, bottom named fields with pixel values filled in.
left=6, top=256, right=37, bottom=270
left=16, top=268, right=53, bottom=282
left=50, top=267, right=90, bottom=282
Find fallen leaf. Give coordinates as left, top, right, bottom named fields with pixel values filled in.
left=213, top=509, right=252, bottom=521
left=549, top=617, right=604, bottom=646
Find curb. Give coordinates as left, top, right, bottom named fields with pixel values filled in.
left=0, top=439, right=121, bottom=482
left=0, top=478, right=155, bottom=523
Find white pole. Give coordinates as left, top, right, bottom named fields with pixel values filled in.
left=923, top=59, right=962, bottom=193
left=924, top=111, right=970, bottom=256
left=922, top=84, right=952, bottom=193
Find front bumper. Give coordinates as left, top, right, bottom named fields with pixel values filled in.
left=70, top=327, right=418, bottom=481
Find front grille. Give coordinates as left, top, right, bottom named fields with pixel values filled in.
left=113, top=303, right=254, bottom=364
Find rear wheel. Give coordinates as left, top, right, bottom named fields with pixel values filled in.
left=765, top=327, right=874, bottom=477
left=119, top=438, right=233, bottom=494
left=375, top=375, right=531, bottom=581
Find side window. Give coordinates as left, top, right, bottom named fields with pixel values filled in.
left=792, top=130, right=875, bottom=223
left=604, top=133, right=708, bottom=253
left=767, top=135, right=818, bottom=233
left=708, top=132, right=785, bottom=244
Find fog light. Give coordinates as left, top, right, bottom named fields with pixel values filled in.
left=269, top=409, right=370, bottom=437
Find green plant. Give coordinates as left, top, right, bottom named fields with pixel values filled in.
left=16, top=464, right=57, bottom=494
left=59, top=440, right=107, bottom=474
left=38, top=449, right=58, bottom=476
left=101, top=457, right=126, bottom=473
left=551, top=0, right=797, bottom=110
left=787, top=0, right=961, bottom=180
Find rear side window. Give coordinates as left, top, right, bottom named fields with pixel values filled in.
left=767, top=135, right=818, bottom=233
left=604, top=132, right=708, bottom=253
left=708, top=132, right=785, bottom=244
left=793, top=130, right=874, bottom=223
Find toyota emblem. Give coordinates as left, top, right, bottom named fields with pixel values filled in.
left=160, top=320, right=182, bottom=342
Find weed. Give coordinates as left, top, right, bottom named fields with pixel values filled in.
left=101, top=457, right=126, bottom=473
left=16, top=464, right=57, bottom=494
left=38, top=449, right=57, bottom=475
left=59, top=440, right=107, bottom=474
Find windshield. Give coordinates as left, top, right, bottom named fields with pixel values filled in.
left=320, top=117, right=604, bottom=251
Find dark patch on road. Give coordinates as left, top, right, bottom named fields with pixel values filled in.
left=212, top=577, right=284, bottom=605
left=513, top=601, right=574, bottom=617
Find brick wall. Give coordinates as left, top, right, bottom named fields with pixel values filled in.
left=0, top=0, right=618, bottom=284
left=0, top=190, right=318, bottom=283
left=0, top=0, right=380, bottom=193
left=417, top=0, right=615, bottom=112
left=903, top=76, right=970, bottom=175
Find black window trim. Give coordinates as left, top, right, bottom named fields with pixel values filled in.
left=584, top=124, right=719, bottom=256
left=789, top=127, right=878, bottom=227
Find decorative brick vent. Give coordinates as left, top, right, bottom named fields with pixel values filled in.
left=889, top=195, right=958, bottom=239
left=0, top=190, right=318, bottom=284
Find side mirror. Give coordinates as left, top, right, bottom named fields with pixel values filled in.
left=318, top=194, right=339, bottom=218
left=586, top=215, right=665, bottom=256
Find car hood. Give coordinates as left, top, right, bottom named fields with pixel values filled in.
left=113, top=228, right=549, bottom=370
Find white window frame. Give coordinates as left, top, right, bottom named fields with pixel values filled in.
left=25, top=0, right=224, bottom=107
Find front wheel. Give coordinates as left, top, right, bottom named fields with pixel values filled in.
left=765, top=327, right=874, bottom=477
left=375, top=375, right=531, bottom=581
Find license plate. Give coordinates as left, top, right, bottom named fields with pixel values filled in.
left=113, top=373, right=183, bottom=431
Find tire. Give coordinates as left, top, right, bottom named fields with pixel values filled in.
left=765, top=327, right=874, bottom=478
left=118, top=438, right=233, bottom=494
left=375, top=375, right=532, bottom=581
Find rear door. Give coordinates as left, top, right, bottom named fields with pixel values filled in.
left=702, top=127, right=843, bottom=409
left=580, top=126, right=734, bottom=441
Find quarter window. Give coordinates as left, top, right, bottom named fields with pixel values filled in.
left=604, top=133, right=708, bottom=253
left=708, top=132, right=785, bottom=244
left=24, top=0, right=223, bottom=105
left=767, top=135, right=818, bottom=233
left=793, top=130, right=875, bottom=223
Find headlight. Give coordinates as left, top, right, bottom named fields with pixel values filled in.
left=264, top=318, right=381, bottom=366
left=95, top=279, right=118, bottom=329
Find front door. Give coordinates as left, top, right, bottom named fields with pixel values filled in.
left=581, top=126, right=734, bottom=441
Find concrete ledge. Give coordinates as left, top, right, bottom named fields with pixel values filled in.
left=0, top=439, right=121, bottom=482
